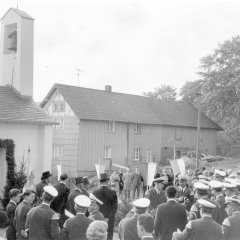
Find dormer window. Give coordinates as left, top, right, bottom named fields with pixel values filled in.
left=134, top=123, right=141, bottom=134
left=53, top=101, right=65, bottom=112
left=108, top=121, right=115, bottom=133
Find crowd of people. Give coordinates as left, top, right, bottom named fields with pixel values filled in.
left=0, top=167, right=240, bottom=240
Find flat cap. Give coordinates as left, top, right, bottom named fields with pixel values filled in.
left=198, top=199, right=216, bottom=209
left=209, top=180, right=223, bottom=189
left=89, top=193, right=103, bottom=205
left=214, top=169, right=226, bottom=177
left=194, top=182, right=209, bottom=190
left=43, top=186, right=58, bottom=197
left=74, top=195, right=91, bottom=207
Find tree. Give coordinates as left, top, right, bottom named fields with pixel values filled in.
left=180, top=36, right=240, bottom=154
left=144, top=84, right=177, bottom=100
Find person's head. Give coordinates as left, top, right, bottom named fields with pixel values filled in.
left=99, top=173, right=110, bottom=186
left=153, top=174, right=165, bottom=190
left=209, top=180, right=223, bottom=196
left=198, top=199, right=215, bottom=217
left=137, top=214, right=154, bottom=238
left=223, top=183, right=236, bottom=197
left=214, top=170, right=226, bottom=182
left=178, top=174, right=188, bottom=188
left=22, top=190, right=36, bottom=205
left=165, top=186, right=177, bottom=199
left=60, top=173, right=68, bottom=183
left=83, top=176, right=89, bottom=190
left=89, top=193, right=103, bottom=213
left=86, top=220, right=108, bottom=240
left=132, top=198, right=150, bottom=215
left=225, top=197, right=240, bottom=216
left=74, top=195, right=91, bottom=214
left=42, top=186, right=58, bottom=204
left=9, top=189, right=21, bottom=204
left=41, top=171, right=52, bottom=184
left=75, top=177, right=84, bottom=188
left=194, top=182, right=209, bottom=199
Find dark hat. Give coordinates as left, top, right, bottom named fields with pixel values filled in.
left=41, top=171, right=52, bottom=180
left=75, top=177, right=84, bottom=185
left=99, top=173, right=110, bottom=181
left=60, top=173, right=68, bottom=181
left=0, top=210, right=9, bottom=228
left=83, top=176, right=89, bottom=185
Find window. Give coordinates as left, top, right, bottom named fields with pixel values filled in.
left=104, top=146, right=112, bottom=158
left=134, top=123, right=141, bottom=134
left=53, top=118, right=64, bottom=130
left=133, top=148, right=140, bottom=161
left=52, top=101, right=65, bottom=112
left=108, top=121, right=115, bottom=132
left=52, top=146, right=63, bottom=158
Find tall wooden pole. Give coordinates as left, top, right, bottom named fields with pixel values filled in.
left=196, top=107, right=201, bottom=170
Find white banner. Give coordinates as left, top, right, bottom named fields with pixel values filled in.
left=57, top=165, right=62, bottom=181
left=95, top=164, right=105, bottom=179
left=147, top=162, right=157, bottom=186
left=177, top=158, right=185, bottom=174
left=169, top=158, right=185, bottom=176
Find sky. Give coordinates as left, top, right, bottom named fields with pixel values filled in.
left=1, top=0, right=240, bottom=101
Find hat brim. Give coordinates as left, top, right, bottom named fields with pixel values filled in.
left=41, top=174, right=53, bottom=180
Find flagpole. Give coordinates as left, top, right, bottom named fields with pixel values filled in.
left=27, top=145, right=30, bottom=189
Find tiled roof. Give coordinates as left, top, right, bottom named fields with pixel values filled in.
left=0, top=85, right=54, bottom=124
left=1, top=8, right=34, bottom=21
left=41, top=84, right=222, bottom=130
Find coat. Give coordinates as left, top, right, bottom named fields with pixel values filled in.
left=51, top=182, right=70, bottom=215
left=146, top=188, right=167, bottom=213
left=222, top=212, right=240, bottom=240
left=176, top=186, right=194, bottom=211
left=25, top=203, right=60, bottom=240
left=35, top=180, right=48, bottom=199
left=60, top=213, right=93, bottom=240
left=154, top=199, right=187, bottom=240
left=122, top=172, right=132, bottom=191
left=67, top=188, right=89, bottom=215
left=15, top=200, right=31, bottom=240
left=89, top=210, right=105, bottom=221
left=215, top=194, right=227, bottom=224
left=6, top=200, right=17, bottom=240
left=118, top=214, right=140, bottom=240
left=176, top=216, right=222, bottom=240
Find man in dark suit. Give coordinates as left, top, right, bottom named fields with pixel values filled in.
left=61, top=195, right=93, bottom=240
left=222, top=196, right=240, bottom=240
left=119, top=198, right=150, bottom=240
left=93, top=173, right=118, bottom=240
left=15, top=190, right=35, bottom=240
left=35, top=171, right=52, bottom=203
left=25, top=186, right=60, bottom=240
left=67, top=177, right=89, bottom=215
left=146, top=174, right=167, bottom=216
left=51, top=173, right=70, bottom=228
left=6, top=189, right=21, bottom=240
left=137, top=213, right=154, bottom=240
left=173, top=199, right=222, bottom=240
left=154, top=186, right=187, bottom=240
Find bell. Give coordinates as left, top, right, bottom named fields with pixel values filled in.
left=8, top=30, right=17, bottom=52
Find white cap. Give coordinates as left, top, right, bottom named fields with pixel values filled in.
left=209, top=180, right=223, bottom=189
left=199, top=179, right=210, bottom=185
left=154, top=176, right=167, bottom=182
left=223, top=182, right=236, bottom=189
left=194, top=182, right=209, bottom=190
left=225, top=196, right=240, bottom=205
left=132, top=198, right=150, bottom=209
left=74, top=195, right=91, bottom=207
left=43, top=186, right=58, bottom=197
left=225, top=178, right=234, bottom=184
left=214, top=169, right=226, bottom=177
left=89, top=193, right=103, bottom=205
left=229, top=173, right=237, bottom=179
left=197, top=199, right=216, bottom=209
left=231, top=180, right=240, bottom=187
left=199, top=175, right=208, bottom=180
left=178, top=174, right=188, bottom=181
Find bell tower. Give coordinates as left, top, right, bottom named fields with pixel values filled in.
left=0, top=8, right=34, bottom=97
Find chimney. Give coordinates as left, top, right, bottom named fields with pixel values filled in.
left=105, top=85, right=112, bottom=92
left=0, top=8, right=34, bottom=98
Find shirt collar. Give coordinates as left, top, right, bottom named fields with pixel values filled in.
left=60, top=181, right=66, bottom=186
left=141, top=235, right=154, bottom=239
left=167, top=198, right=177, bottom=202
left=232, top=211, right=240, bottom=215
left=23, top=200, right=30, bottom=206
left=10, top=200, right=17, bottom=206
left=202, top=213, right=212, bottom=218
left=42, top=202, right=50, bottom=207
left=76, top=213, right=85, bottom=215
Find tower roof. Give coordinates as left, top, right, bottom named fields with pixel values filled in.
left=1, top=8, right=34, bottom=21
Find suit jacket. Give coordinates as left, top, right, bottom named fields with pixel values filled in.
left=215, top=194, right=227, bottom=224
left=222, top=212, right=240, bottom=240
left=190, top=197, right=222, bottom=224
left=6, top=200, right=17, bottom=240
left=177, top=216, right=222, bottom=240
left=51, top=182, right=70, bottom=214
left=15, top=200, right=31, bottom=240
left=147, top=188, right=167, bottom=211
left=154, top=199, right=187, bottom=240
left=118, top=214, right=140, bottom=240
left=89, top=210, right=105, bottom=221
left=60, top=213, right=93, bottom=240
left=93, top=186, right=118, bottom=219
left=67, top=188, right=89, bottom=215
left=25, top=203, right=60, bottom=240
left=176, top=186, right=194, bottom=211
left=35, top=180, right=48, bottom=199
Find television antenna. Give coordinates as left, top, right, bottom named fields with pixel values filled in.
left=75, top=68, right=84, bottom=86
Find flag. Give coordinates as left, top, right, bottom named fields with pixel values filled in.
left=95, top=164, right=105, bottom=179
left=57, top=165, right=62, bottom=181
left=147, top=162, right=157, bottom=186
left=169, top=158, right=186, bottom=176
